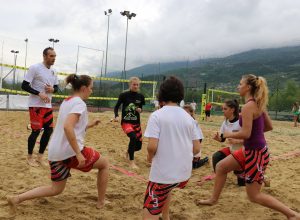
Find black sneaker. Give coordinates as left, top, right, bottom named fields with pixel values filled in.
left=193, top=156, right=209, bottom=169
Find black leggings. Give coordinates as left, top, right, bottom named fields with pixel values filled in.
left=127, top=131, right=142, bottom=160
left=212, top=151, right=227, bottom=172
left=28, top=127, right=53, bottom=155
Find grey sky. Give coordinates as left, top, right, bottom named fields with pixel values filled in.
left=1, top=0, right=300, bottom=76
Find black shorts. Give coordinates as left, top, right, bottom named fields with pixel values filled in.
left=205, top=110, right=211, bottom=117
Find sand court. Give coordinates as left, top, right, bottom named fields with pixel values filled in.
left=0, top=111, right=299, bottom=220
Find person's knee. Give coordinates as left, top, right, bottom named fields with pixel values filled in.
left=43, top=127, right=53, bottom=136
left=96, top=157, right=109, bottom=170
left=127, top=131, right=136, bottom=139
left=30, top=130, right=40, bottom=138
left=247, top=191, right=261, bottom=203
left=212, top=151, right=226, bottom=171
left=102, top=157, right=109, bottom=169
left=51, top=185, right=65, bottom=196
left=135, top=141, right=142, bottom=151
left=215, top=160, right=229, bottom=174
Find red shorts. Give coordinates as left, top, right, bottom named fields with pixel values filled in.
left=219, top=147, right=231, bottom=156
left=143, top=180, right=188, bottom=215
left=121, top=123, right=142, bottom=141
left=244, top=146, right=269, bottom=184
left=29, top=107, right=53, bottom=130
left=49, top=147, right=100, bottom=182
left=231, top=148, right=246, bottom=169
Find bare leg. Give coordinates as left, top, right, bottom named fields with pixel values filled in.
left=92, top=156, right=109, bottom=209
left=246, top=182, right=300, bottom=219
left=7, top=180, right=67, bottom=215
left=142, top=208, right=160, bottom=220
left=198, top=155, right=241, bottom=205
left=162, top=193, right=172, bottom=220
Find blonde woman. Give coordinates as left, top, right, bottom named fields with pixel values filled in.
left=199, top=74, right=300, bottom=220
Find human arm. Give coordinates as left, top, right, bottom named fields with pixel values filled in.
left=263, top=111, right=273, bottom=132
left=86, top=119, right=101, bottom=130
left=193, top=139, right=201, bottom=155
left=147, top=138, right=158, bottom=163
left=45, top=84, right=59, bottom=93
left=21, top=80, right=50, bottom=103
left=227, top=138, right=244, bottom=145
left=64, top=113, right=86, bottom=168
left=136, top=94, right=145, bottom=114
left=113, top=93, right=123, bottom=121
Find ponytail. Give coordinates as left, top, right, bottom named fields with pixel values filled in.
left=255, top=76, right=268, bottom=111
left=65, top=74, right=92, bottom=91
left=243, top=74, right=269, bottom=111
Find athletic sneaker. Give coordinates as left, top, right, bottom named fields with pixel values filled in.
left=193, top=156, right=209, bottom=169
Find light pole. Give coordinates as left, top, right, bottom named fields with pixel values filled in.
left=11, top=50, right=19, bottom=89
left=104, top=9, right=112, bottom=77
left=0, top=40, right=4, bottom=89
left=24, top=38, right=28, bottom=77
left=48, top=38, right=59, bottom=48
left=120, top=10, right=136, bottom=90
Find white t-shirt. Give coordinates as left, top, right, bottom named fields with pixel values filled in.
left=153, top=100, right=159, bottom=108
left=24, top=63, right=58, bottom=108
left=219, top=118, right=242, bottom=152
left=194, top=119, right=203, bottom=158
left=144, top=106, right=201, bottom=184
left=48, top=97, right=88, bottom=161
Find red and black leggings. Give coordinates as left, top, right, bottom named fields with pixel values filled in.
left=121, top=123, right=142, bottom=160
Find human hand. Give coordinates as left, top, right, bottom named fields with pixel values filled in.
left=213, top=132, right=221, bottom=142
left=38, top=93, right=50, bottom=103
left=45, top=84, right=54, bottom=93
left=93, top=119, right=101, bottom=126
left=76, top=152, right=86, bottom=168
left=136, top=108, right=142, bottom=113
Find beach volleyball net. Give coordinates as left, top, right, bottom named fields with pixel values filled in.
left=0, top=63, right=157, bottom=110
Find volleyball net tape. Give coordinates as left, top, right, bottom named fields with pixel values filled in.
left=0, top=63, right=157, bottom=101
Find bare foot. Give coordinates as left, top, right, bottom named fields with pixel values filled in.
left=36, top=159, right=48, bottom=167
left=129, top=161, right=139, bottom=170
left=96, top=200, right=111, bottom=209
left=7, top=196, right=19, bottom=216
left=288, top=213, right=300, bottom=220
left=196, top=198, right=217, bottom=206
left=27, top=157, right=39, bottom=167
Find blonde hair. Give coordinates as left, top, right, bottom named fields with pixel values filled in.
left=183, top=104, right=195, bottom=119
left=129, top=77, right=140, bottom=85
left=243, top=74, right=269, bottom=111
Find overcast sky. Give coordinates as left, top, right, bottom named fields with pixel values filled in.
left=1, top=0, right=300, bottom=76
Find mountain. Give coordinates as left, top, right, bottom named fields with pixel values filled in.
left=115, top=45, right=300, bottom=91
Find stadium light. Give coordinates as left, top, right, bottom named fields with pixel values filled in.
left=24, top=38, right=28, bottom=77
left=120, top=10, right=136, bottom=90
left=104, top=9, right=112, bottom=77
left=11, top=50, right=19, bottom=89
left=48, top=38, right=59, bottom=48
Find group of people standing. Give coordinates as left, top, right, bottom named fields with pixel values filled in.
left=7, top=48, right=300, bottom=220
